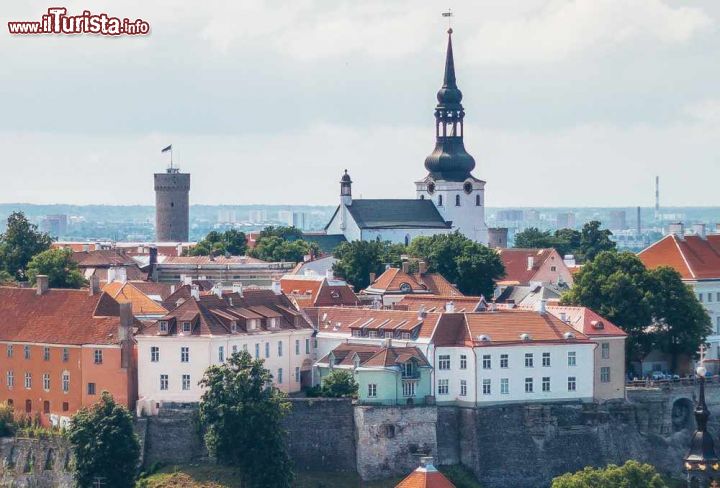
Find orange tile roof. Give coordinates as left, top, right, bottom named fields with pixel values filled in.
left=281, top=276, right=358, bottom=308
left=545, top=305, right=627, bottom=338
left=396, top=295, right=484, bottom=313
left=305, top=307, right=442, bottom=339
left=161, top=255, right=267, bottom=265
left=0, top=287, right=127, bottom=345
left=396, top=463, right=455, bottom=488
left=638, top=234, right=720, bottom=280
left=318, top=344, right=429, bottom=368
left=460, top=311, right=591, bottom=346
left=102, top=282, right=168, bottom=315
left=497, top=248, right=556, bottom=284
left=367, top=268, right=462, bottom=296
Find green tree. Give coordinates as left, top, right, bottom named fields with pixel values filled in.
left=407, top=232, right=504, bottom=297
left=332, top=240, right=405, bottom=290
left=26, top=248, right=86, bottom=289
left=250, top=235, right=319, bottom=263
left=321, top=370, right=358, bottom=398
left=258, top=226, right=303, bottom=240
left=579, top=220, right=616, bottom=261
left=0, top=270, right=13, bottom=285
left=190, top=229, right=248, bottom=257
left=0, top=212, right=53, bottom=280
left=513, top=227, right=555, bottom=249
left=199, top=351, right=293, bottom=488
left=551, top=460, right=667, bottom=488
left=67, top=392, right=140, bottom=488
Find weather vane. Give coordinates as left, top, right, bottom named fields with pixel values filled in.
left=442, top=9, right=453, bottom=31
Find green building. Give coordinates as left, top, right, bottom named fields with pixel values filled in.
left=316, top=343, right=433, bottom=405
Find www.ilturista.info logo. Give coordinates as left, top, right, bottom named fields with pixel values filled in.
left=8, top=8, right=150, bottom=36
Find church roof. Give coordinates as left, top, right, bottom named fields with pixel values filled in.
left=339, top=199, right=450, bottom=230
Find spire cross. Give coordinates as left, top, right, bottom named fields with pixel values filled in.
left=442, top=9, right=453, bottom=30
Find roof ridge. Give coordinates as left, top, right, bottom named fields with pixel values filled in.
left=672, top=235, right=697, bottom=279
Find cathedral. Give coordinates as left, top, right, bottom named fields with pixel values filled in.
left=324, top=28, right=491, bottom=246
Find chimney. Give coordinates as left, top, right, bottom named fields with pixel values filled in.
left=325, top=269, right=334, bottom=281
left=668, top=222, right=685, bottom=239
left=88, top=275, right=100, bottom=296
left=148, top=246, right=158, bottom=276
left=232, top=282, right=243, bottom=296
left=36, top=275, right=49, bottom=295
left=170, top=284, right=176, bottom=294
left=108, top=266, right=127, bottom=284
left=271, top=281, right=282, bottom=295
left=190, top=284, right=200, bottom=300
left=118, top=302, right=133, bottom=369
left=445, top=301, right=455, bottom=313
left=369, top=272, right=376, bottom=283
left=563, top=254, right=576, bottom=267
left=417, top=305, right=427, bottom=319
left=176, top=244, right=183, bottom=256
left=537, top=299, right=547, bottom=315
left=182, top=275, right=193, bottom=286
left=213, top=283, right=223, bottom=298
left=692, top=223, right=707, bottom=240
left=527, top=255, right=535, bottom=270
left=401, top=261, right=410, bottom=274
left=418, top=261, right=428, bottom=275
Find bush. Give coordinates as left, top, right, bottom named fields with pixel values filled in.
left=321, top=370, right=358, bottom=398
left=0, top=402, right=14, bottom=436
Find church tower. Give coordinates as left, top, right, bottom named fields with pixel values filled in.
left=416, top=28, right=488, bottom=244
left=154, top=165, right=190, bottom=242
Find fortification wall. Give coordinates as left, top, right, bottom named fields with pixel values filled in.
left=0, top=436, right=73, bottom=488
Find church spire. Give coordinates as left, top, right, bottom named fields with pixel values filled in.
left=424, top=28, right=476, bottom=182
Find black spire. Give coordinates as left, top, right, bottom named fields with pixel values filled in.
left=684, top=367, right=720, bottom=485
left=424, top=28, right=476, bottom=182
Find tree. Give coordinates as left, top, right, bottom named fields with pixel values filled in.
left=551, top=460, right=667, bottom=488
left=190, top=229, right=247, bottom=257
left=321, top=370, right=358, bottom=398
left=514, top=222, right=613, bottom=262
left=514, top=227, right=555, bottom=249
left=258, top=226, right=303, bottom=240
left=407, top=232, right=504, bottom=297
left=199, top=351, right=293, bottom=488
left=579, top=220, right=616, bottom=262
left=562, top=251, right=710, bottom=369
left=332, top=240, right=405, bottom=290
left=26, top=248, right=86, bottom=289
left=0, top=270, right=13, bottom=285
left=67, top=392, right=140, bottom=488
left=250, top=235, right=319, bottom=263
left=0, top=212, right=53, bottom=280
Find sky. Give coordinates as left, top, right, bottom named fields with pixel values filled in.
left=2, top=0, right=720, bottom=207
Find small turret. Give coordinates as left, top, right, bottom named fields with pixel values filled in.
left=340, top=169, right=352, bottom=206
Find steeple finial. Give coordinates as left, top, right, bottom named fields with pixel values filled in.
left=443, top=28, right=456, bottom=89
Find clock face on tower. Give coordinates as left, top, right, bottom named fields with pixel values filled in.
left=427, top=182, right=436, bottom=194
left=463, top=182, right=473, bottom=194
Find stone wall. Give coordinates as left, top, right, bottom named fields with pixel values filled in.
left=143, top=402, right=205, bottom=468
left=354, top=405, right=437, bottom=480
left=0, top=436, right=73, bottom=488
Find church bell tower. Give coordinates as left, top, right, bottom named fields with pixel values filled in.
left=415, top=28, right=488, bottom=244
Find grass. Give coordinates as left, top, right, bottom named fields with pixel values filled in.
left=137, top=463, right=482, bottom=488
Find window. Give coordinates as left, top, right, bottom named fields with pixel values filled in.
left=62, top=402, right=69, bottom=412
left=160, top=374, right=168, bottom=390
left=717, top=292, right=720, bottom=302
left=181, top=347, right=189, bottom=363
left=401, top=332, right=411, bottom=340
left=265, top=342, right=270, bottom=358
left=709, top=293, right=714, bottom=303
left=182, top=322, right=191, bottom=333
left=460, top=380, right=467, bottom=397
left=231, top=323, right=237, bottom=334
left=159, top=321, right=168, bottom=333
left=277, top=368, right=283, bottom=384
left=402, top=362, right=415, bottom=378
left=482, top=354, right=491, bottom=369
left=525, top=377, right=533, bottom=393
left=368, top=330, right=378, bottom=338
left=314, top=338, right=318, bottom=349
left=482, top=379, right=491, bottom=395
left=255, top=343, right=260, bottom=359
left=218, top=346, right=225, bottom=363
left=600, top=367, right=611, bottom=383
left=87, top=383, right=96, bottom=395
left=43, top=373, right=50, bottom=391
left=25, top=399, right=31, bottom=413
left=500, top=378, right=509, bottom=395
left=699, top=293, right=704, bottom=302
left=460, top=354, right=467, bottom=370
left=455, top=195, right=461, bottom=206
left=43, top=401, right=50, bottom=414
left=62, top=373, right=70, bottom=392
left=542, top=377, right=550, bottom=392
left=295, top=367, right=300, bottom=383
left=601, top=343, right=610, bottom=359
left=438, top=355, right=451, bottom=370
left=368, top=384, right=377, bottom=398
left=295, top=340, right=300, bottom=355
left=43, top=346, right=50, bottom=361
left=182, top=374, right=191, bottom=391
left=438, top=195, right=443, bottom=206
left=6, top=344, right=12, bottom=358
left=6, top=371, right=13, bottom=388
left=525, top=353, right=534, bottom=368
left=94, top=349, right=103, bottom=364
left=717, top=316, right=720, bottom=334
left=476, top=194, right=481, bottom=206
left=24, top=345, right=30, bottom=360
left=24, top=372, right=31, bottom=389
left=232, top=345, right=237, bottom=354
left=500, top=354, right=509, bottom=368
left=438, top=379, right=449, bottom=395
left=243, top=344, right=248, bottom=352
left=151, top=346, right=159, bottom=362
left=568, top=376, right=577, bottom=391
left=62, top=348, right=69, bottom=362
left=542, top=352, right=551, bottom=367
left=568, top=351, right=577, bottom=367
left=403, top=380, right=416, bottom=397
left=305, top=338, right=310, bottom=354
left=278, top=341, right=283, bottom=357
left=550, top=266, right=557, bottom=272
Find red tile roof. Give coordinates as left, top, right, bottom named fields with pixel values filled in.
left=318, top=344, right=429, bottom=368
left=396, top=462, right=455, bottom=488
left=396, top=295, right=484, bottom=313
left=367, top=268, right=462, bottom=296
left=545, top=306, right=627, bottom=338
left=462, top=310, right=591, bottom=346
left=281, top=276, right=358, bottom=308
left=497, top=248, right=556, bottom=284
left=638, top=234, right=720, bottom=280
left=305, top=307, right=443, bottom=339
left=0, top=287, right=127, bottom=345
left=161, top=256, right=267, bottom=265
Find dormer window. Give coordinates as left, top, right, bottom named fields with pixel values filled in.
left=399, top=283, right=412, bottom=294
left=231, top=322, right=238, bottom=334
left=352, top=329, right=361, bottom=337
left=368, top=330, right=378, bottom=338
left=248, top=319, right=258, bottom=331
left=401, top=332, right=411, bottom=340
left=402, top=361, right=415, bottom=378
left=159, top=321, right=168, bottom=333
left=182, top=322, right=191, bottom=333
left=268, top=318, right=278, bottom=329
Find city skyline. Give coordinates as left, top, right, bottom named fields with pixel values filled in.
left=2, top=0, right=720, bottom=207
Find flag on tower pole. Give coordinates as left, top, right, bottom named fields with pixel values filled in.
left=161, top=144, right=173, bottom=168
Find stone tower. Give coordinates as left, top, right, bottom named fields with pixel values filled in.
left=415, top=28, right=488, bottom=244
left=154, top=167, right=190, bottom=242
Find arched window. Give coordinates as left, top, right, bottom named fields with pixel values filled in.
left=438, top=195, right=443, bottom=206
left=455, top=195, right=461, bottom=206
left=476, top=194, right=481, bottom=206
left=420, top=194, right=425, bottom=200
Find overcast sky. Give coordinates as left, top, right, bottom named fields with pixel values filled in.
left=2, top=0, right=720, bottom=207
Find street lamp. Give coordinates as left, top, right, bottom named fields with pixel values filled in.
left=684, top=359, right=720, bottom=487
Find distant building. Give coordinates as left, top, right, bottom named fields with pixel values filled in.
left=292, top=212, right=307, bottom=230
left=71, top=249, right=148, bottom=284
left=40, top=214, right=68, bottom=238
left=609, top=210, right=627, bottom=230
left=496, top=210, right=524, bottom=222
left=556, top=212, right=576, bottom=229
left=487, top=227, right=508, bottom=248
left=153, top=255, right=295, bottom=287
left=248, top=209, right=267, bottom=223
left=496, top=248, right=574, bottom=287
left=154, top=167, right=190, bottom=242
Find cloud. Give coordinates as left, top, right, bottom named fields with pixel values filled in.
left=684, top=99, right=720, bottom=125
left=466, top=0, right=713, bottom=65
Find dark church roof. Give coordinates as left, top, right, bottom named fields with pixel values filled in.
left=299, top=233, right=347, bottom=254
left=328, top=199, right=450, bottom=230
